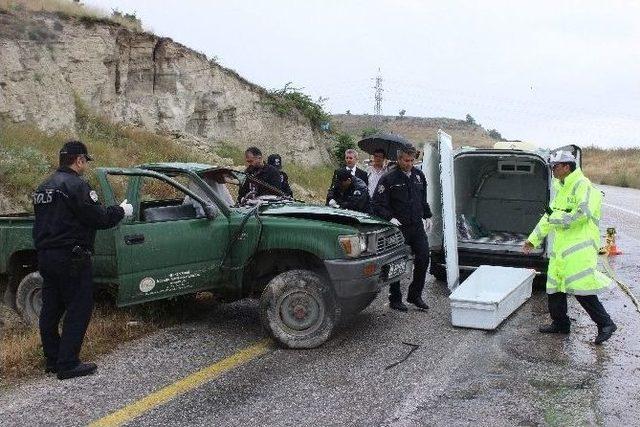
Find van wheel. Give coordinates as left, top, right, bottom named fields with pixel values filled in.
left=430, top=263, right=447, bottom=283
left=16, top=272, right=43, bottom=327
left=260, top=269, right=339, bottom=349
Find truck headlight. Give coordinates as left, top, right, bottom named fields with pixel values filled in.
left=339, top=234, right=367, bottom=258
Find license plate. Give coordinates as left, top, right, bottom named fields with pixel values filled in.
left=386, top=259, right=406, bottom=279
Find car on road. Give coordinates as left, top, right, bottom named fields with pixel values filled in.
left=0, top=163, right=412, bottom=348
left=421, top=131, right=582, bottom=289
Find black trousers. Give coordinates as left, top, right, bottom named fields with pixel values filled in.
left=548, top=292, right=613, bottom=329
left=390, top=222, right=430, bottom=302
left=38, top=248, right=94, bottom=371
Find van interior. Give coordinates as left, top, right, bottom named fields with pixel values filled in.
left=454, top=153, right=548, bottom=255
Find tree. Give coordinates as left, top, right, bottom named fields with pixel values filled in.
left=465, top=114, right=476, bottom=125
left=398, top=109, right=406, bottom=118
left=346, top=110, right=351, bottom=115
left=332, top=133, right=356, bottom=165
left=360, top=127, right=380, bottom=138
left=488, top=129, right=504, bottom=140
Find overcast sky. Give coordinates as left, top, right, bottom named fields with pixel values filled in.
left=85, top=0, right=640, bottom=148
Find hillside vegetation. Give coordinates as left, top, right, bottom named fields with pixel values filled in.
left=0, top=101, right=224, bottom=213
left=332, top=114, right=640, bottom=190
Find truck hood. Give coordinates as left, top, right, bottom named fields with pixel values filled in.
left=260, top=204, right=389, bottom=226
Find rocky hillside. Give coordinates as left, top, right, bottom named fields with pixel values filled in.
left=332, top=114, right=499, bottom=149
left=0, top=8, right=331, bottom=165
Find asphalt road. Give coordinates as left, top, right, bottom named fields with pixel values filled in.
left=1, top=185, right=639, bottom=426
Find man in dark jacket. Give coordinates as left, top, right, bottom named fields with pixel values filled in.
left=238, top=147, right=282, bottom=202
left=267, top=153, right=293, bottom=197
left=326, top=169, right=370, bottom=213
left=327, top=149, right=368, bottom=203
left=33, top=140, right=132, bottom=380
left=372, top=144, right=433, bottom=311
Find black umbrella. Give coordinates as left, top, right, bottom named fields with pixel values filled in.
left=357, top=133, right=414, bottom=161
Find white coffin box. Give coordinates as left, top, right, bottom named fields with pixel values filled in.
left=449, top=265, right=535, bottom=330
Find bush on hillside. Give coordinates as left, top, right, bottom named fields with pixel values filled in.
left=267, top=83, right=330, bottom=129
left=360, top=127, right=380, bottom=138
left=332, top=133, right=356, bottom=166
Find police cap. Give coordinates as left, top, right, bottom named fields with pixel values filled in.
left=60, top=140, right=93, bottom=161
left=549, top=150, right=576, bottom=165
left=267, top=154, right=282, bottom=169
left=335, top=169, right=352, bottom=182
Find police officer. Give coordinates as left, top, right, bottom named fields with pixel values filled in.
left=372, top=144, right=433, bottom=311
left=33, top=141, right=132, bottom=380
left=267, top=153, right=293, bottom=197
left=326, top=169, right=370, bottom=213
left=523, top=151, right=616, bottom=344
left=238, top=147, right=282, bottom=202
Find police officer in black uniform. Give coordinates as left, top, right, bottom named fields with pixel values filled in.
left=372, top=144, right=433, bottom=311
left=267, top=153, right=293, bottom=197
left=33, top=141, right=132, bottom=380
left=238, top=147, right=282, bottom=202
left=326, top=169, right=370, bottom=213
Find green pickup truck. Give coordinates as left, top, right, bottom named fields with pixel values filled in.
left=0, top=163, right=412, bottom=348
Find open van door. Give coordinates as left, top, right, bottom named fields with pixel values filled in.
left=421, top=130, right=459, bottom=290
left=438, top=130, right=459, bottom=290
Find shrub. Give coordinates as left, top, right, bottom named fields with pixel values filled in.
left=332, top=133, right=356, bottom=165
left=267, top=83, right=330, bottom=129
left=360, top=127, right=380, bottom=138
left=465, top=114, right=476, bottom=125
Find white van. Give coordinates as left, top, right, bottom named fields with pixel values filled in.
left=421, top=130, right=581, bottom=289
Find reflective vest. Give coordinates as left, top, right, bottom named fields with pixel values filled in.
left=527, top=168, right=611, bottom=295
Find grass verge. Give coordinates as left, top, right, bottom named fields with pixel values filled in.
left=582, top=146, right=640, bottom=189
left=0, top=294, right=217, bottom=385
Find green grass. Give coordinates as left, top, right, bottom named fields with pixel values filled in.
left=582, top=146, right=640, bottom=189
left=286, top=163, right=334, bottom=202
left=0, top=100, right=219, bottom=211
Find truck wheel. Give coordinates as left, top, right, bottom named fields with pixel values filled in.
left=260, top=269, right=339, bottom=349
left=16, top=272, right=43, bottom=327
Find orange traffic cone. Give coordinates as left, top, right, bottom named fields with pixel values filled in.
left=604, top=227, right=622, bottom=256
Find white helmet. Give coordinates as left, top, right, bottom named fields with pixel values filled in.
left=549, top=150, right=576, bottom=165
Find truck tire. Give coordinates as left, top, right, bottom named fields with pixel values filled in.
left=260, top=269, right=339, bottom=349
left=16, top=272, right=43, bottom=327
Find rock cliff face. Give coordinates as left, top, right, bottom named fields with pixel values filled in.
left=0, top=10, right=331, bottom=165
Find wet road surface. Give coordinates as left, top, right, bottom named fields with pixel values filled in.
left=0, top=185, right=638, bottom=426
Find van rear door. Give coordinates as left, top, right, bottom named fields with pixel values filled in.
left=421, top=130, right=460, bottom=290
left=438, top=131, right=460, bottom=289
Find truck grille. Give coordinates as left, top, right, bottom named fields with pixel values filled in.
left=376, top=229, right=404, bottom=253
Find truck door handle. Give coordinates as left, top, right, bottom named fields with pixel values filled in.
left=124, top=234, right=145, bottom=245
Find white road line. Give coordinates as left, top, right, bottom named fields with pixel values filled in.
left=603, top=203, right=640, bottom=218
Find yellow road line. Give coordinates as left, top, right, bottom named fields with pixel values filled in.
left=89, top=339, right=272, bottom=427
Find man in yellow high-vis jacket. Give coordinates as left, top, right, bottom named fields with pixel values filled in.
left=523, top=150, right=616, bottom=345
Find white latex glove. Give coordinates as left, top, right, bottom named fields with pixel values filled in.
left=390, top=218, right=401, bottom=226
left=328, top=199, right=340, bottom=208
left=423, top=218, right=433, bottom=233
left=120, top=199, right=133, bottom=217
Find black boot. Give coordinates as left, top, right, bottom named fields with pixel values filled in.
left=57, top=362, right=97, bottom=380
left=389, top=301, right=408, bottom=312
left=538, top=323, right=570, bottom=334
left=595, top=323, right=617, bottom=345
left=407, top=296, right=429, bottom=310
